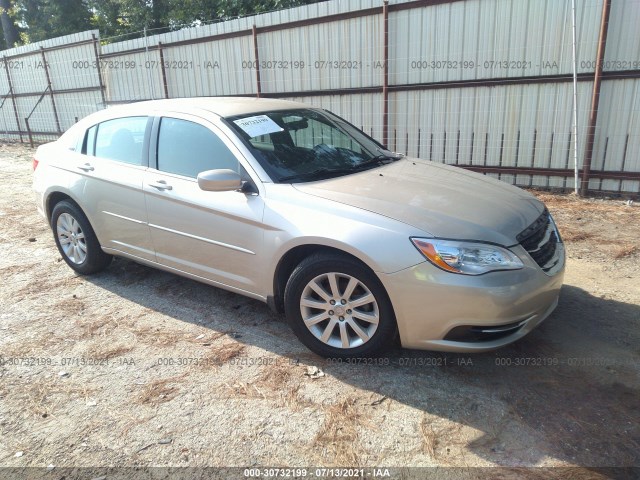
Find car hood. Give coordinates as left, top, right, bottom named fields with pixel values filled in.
left=293, top=158, right=544, bottom=246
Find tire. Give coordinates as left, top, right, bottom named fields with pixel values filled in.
left=51, top=200, right=112, bottom=275
left=284, top=253, right=397, bottom=358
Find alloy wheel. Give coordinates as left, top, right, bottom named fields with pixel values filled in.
left=56, top=212, right=87, bottom=264
left=299, top=272, right=379, bottom=349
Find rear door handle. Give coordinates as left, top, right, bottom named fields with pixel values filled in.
left=77, top=163, right=94, bottom=172
left=148, top=180, right=173, bottom=191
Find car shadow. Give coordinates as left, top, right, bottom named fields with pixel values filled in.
left=86, top=258, right=640, bottom=471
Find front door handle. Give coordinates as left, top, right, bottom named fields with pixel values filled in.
left=77, top=163, right=94, bottom=172
left=148, top=180, right=173, bottom=191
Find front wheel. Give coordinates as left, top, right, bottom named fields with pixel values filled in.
left=284, top=253, right=397, bottom=358
left=51, top=200, right=112, bottom=275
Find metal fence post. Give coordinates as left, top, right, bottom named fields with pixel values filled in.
left=581, top=0, right=612, bottom=196
left=252, top=25, right=262, bottom=98
left=92, top=34, right=107, bottom=107
left=158, top=42, right=169, bottom=98
left=3, top=56, right=23, bottom=143
left=382, top=1, right=389, bottom=147
left=143, top=27, right=156, bottom=100
left=41, top=46, right=62, bottom=134
left=25, top=117, right=33, bottom=147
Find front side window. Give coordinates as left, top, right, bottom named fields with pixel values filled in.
left=156, top=118, right=239, bottom=178
left=225, top=109, right=397, bottom=183
left=90, top=117, right=148, bottom=165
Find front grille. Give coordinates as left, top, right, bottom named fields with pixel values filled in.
left=518, top=209, right=561, bottom=273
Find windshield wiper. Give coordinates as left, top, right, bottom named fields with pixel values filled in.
left=349, top=149, right=403, bottom=171
left=278, top=150, right=403, bottom=183
left=354, top=156, right=394, bottom=170
left=278, top=167, right=356, bottom=183
left=375, top=147, right=405, bottom=159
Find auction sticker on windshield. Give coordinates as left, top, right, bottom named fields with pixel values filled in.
left=233, top=115, right=283, bottom=138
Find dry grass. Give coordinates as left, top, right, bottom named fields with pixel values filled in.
left=278, top=384, right=316, bottom=411
left=420, top=421, right=438, bottom=458
left=120, top=414, right=157, bottom=437
left=256, top=361, right=294, bottom=388
left=75, top=315, right=122, bottom=339
left=212, top=342, right=246, bottom=363
left=11, top=270, right=82, bottom=300
left=223, top=381, right=267, bottom=399
left=0, top=264, right=34, bottom=277
left=533, top=191, right=636, bottom=213
left=55, top=297, right=86, bottom=315
left=8, top=377, right=98, bottom=419
left=197, top=341, right=246, bottom=369
left=313, top=397, right=374, bottom=466
left=85, top=340, right=135, bottom=360
left=136, top=375, right=185, bottom=405
left=558, top=227, right=594, bottom=243
left=221, top=361, right=315, bottom=406
left=613, top=244, right=638, bottom=259
left=1, top=205, right=49, bottom=238
left=532, top=191, right=640, bottom=232
left=529, top=190, right=640, bottom=259
left=217, top=360, right=317, bottom=408
left=245, top=361, right=297, bottom=403
left=0, top=331, right=64, bottom=358
left=419, top=415, right=464, bottom=461
left=73, top=315, right=136, bottom=358
left=131, top=324, right=226, bottom=348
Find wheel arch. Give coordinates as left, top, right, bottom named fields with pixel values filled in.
left=49, top=194, right=113, bottom=274
left=270, top=243, right=394, bottom=319
left=46, top=191, right=76, bottom=222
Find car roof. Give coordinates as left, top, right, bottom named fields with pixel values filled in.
left=109, top=97, right=313, bottom=118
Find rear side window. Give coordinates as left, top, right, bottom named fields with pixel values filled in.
left=87, top=117, right=148, bottom=165
left=156, top=118, right=238, bottom=178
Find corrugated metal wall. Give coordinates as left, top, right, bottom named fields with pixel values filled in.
left=388, top=82, right=595, bottom=190
left=389, top=0, right=602, bottom=84
left=0, top=31, right=102, bottom=140
left=1, top=0, right=639, bottom=193
left=164, top=37, right=257, bottom=97
left=590, top=78, right=640, bottom=192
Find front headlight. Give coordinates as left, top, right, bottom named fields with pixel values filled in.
left=411, top=238, right=524, bottom=275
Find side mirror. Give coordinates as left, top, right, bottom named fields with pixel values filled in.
left=197, top=169, right=243, bottom=192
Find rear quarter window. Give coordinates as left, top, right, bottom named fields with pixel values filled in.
left=87, top=117, right=148, bottom=165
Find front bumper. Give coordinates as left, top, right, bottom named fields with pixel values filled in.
left=378, top=243, right=565, bottom=352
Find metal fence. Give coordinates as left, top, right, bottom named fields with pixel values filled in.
left=1, top=0, right=639, bottom=194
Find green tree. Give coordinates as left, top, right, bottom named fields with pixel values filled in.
left=0, top=0, right=20, bottom=48
left=7, top=0, right=327, bottom=44
left=89, top=0, right=326, bottom=40
left=86, top=0, right=171, bottom=39
left=17, top=0, right=92, bottom=43
left=215, top=0, right=324, bottom=19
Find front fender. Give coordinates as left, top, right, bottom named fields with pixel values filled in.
left=261, top=185, right=428, bottom=298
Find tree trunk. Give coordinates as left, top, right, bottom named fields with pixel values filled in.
left=0, top=0, right=19, bottom=47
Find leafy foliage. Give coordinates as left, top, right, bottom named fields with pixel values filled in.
left=0, top=0, right=21, bottom=48
left=18, top=0, right=92, bottom=43
left=2, top=0, right=326, bottom=46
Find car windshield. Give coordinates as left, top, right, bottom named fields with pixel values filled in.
left=225, top=108, right=401, bottom=183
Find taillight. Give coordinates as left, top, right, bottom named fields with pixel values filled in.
left=33, top=158, right=39, bottom=171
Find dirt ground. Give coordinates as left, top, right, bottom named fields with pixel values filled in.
left=1, top=142, right=639, bottom=478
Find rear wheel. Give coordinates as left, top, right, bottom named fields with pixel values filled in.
left=284, top=253, right=396, bottom=358
left=51, top=200, right=112, bottom=275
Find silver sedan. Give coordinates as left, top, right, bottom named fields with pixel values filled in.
left=33, top=97, right=564, bottom=358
